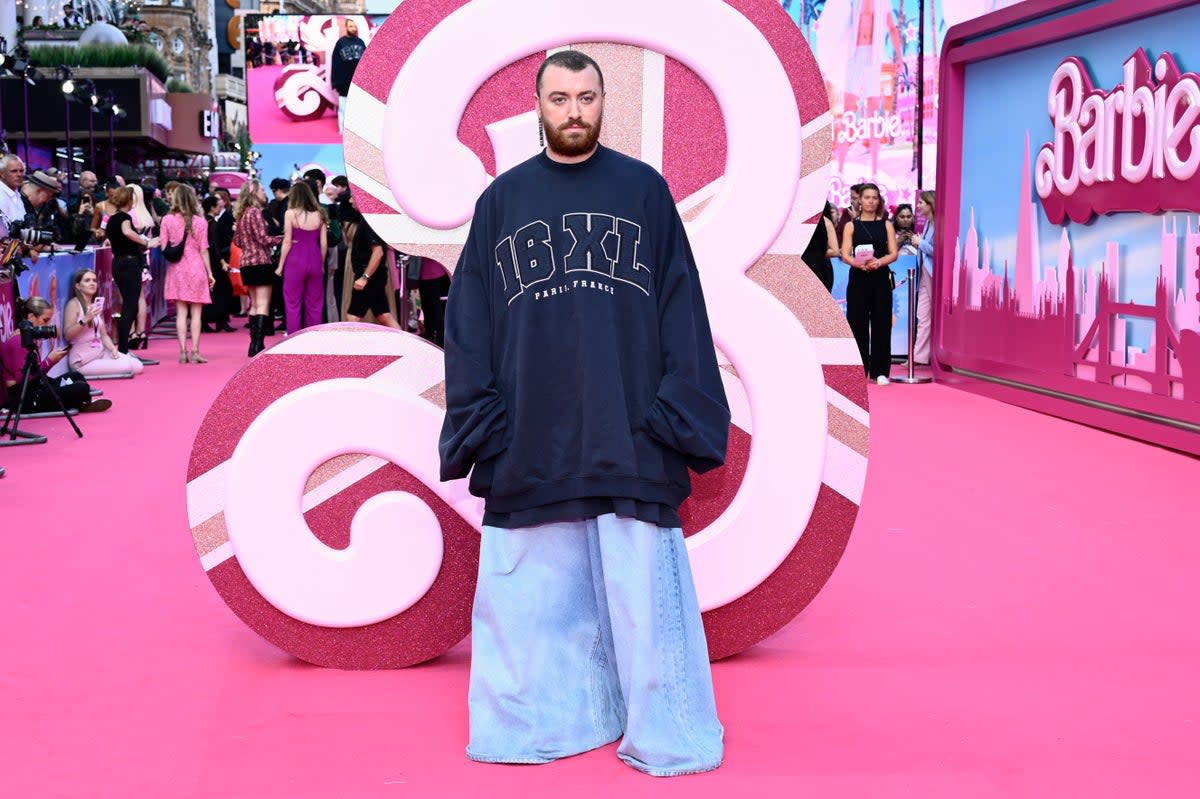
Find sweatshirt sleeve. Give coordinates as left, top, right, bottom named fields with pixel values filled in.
left=643, top=196, right=731, bottom=474
left=438, top=199, right=508, bottom=481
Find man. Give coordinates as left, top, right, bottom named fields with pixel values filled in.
left=329, top=19, right=366, bottom=131
left=439, top=51, right=728, bottom=777
left=19, top=170, right=64, bottom=261
left=0, top=154, right=25, bottom=232
left=265, top=178, right=290, bottom=236
left=68, top=170, right=98, bottom=214
left=264, top=178, right=292, bottom=332
left=202, top=190, right=236, bottom=332
left=303, top=168, right=330, bottom=206
left=62, top=3, right=85, bottom=29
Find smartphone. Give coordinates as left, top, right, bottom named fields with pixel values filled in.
left=91, top=297, right=105, bottom=312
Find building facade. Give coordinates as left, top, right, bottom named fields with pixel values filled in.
left=138, top=1, right=217, bottom=95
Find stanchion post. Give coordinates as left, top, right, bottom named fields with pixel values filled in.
left=893, top=264, right=932, bottom=384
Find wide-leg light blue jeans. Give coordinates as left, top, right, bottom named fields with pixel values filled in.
left=467, top=514, right=724, bottom=777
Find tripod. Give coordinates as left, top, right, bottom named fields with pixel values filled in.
left=0, top=344, right=84, bottom=447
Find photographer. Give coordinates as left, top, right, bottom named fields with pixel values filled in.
left=20, top=170, right=65, bottom=258
left=1, top=296, right=111, bottom=414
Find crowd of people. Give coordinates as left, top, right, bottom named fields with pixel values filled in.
left=803, top=182, right=936, bottom=384
left=0, top=153, right=449, bottom=417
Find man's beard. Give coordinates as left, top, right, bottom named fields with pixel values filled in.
left=544, top=116, right=603, bottom=158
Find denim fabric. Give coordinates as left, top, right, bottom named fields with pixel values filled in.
left=467, top=514, right=723, bottom=776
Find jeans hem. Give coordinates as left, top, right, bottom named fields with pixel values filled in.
left=466, top=732, right=621, bottom=765
left=618, top=754, right=723, bottom=777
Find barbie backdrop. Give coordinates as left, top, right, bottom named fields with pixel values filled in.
left=936, top=0, right=1200, bottom=455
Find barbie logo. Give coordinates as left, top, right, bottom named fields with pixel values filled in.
left=1035, top=50, right=1200, bottom=224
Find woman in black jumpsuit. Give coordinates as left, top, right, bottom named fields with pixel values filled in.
left=840, top=183, right=898, bottom=384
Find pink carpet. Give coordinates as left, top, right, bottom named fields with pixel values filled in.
left=2, top=332, right=1197, bottom=797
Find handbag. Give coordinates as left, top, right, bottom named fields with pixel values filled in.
left=229, top=243, right=247, bottom=297
left=162, top=228, right=188, bottom=263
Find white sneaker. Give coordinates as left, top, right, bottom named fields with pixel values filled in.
left=875, top=376, right=890, bottom=385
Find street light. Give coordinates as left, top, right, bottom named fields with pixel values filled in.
left=58, top=66, right=75, bottom=181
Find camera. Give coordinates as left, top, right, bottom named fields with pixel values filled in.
left=17, top=319, right=57, bottom=350
left=8, top=215, right=58, bottom=247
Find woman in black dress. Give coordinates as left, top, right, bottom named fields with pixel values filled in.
left=105, top=186, right=160, bottom=353
left=343, top=192, right=401, bottom=329
left=840, top=183, right=898, bottom=384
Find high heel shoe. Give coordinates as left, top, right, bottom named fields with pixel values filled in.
left=190, top=350, right=208, bottom=364
left=179, top=348, right=188, bottom=364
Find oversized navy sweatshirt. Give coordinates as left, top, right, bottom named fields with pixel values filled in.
left=438, top=145, right=730, bottom=529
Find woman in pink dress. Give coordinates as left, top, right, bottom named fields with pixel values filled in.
left=161, top=184, right=216, bottom=363
left=275, top=181, right=327, bottom=335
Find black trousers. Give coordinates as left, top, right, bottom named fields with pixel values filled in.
left=112, top=255, right=143, bottom=353
left=204, top=263, right=233, bottom=326
left=10, top=371, right=91, bottom=413
left=417, top=274, right=451, bottom=347
left=846, top=268, right=893, bottom=379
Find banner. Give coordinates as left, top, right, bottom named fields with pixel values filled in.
left=787, top=0, right=1021, bottom=208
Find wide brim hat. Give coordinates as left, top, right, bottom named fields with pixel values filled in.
left=26, top=170, right=63, bottom=195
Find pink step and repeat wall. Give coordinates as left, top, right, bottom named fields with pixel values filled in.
left=936, top=0, right=1200, bottom=455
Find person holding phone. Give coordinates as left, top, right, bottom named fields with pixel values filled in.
left=57, top=268, right=144, bottom=377
left=1, top=296, right=111, bottom=413
left=841, top=182, right=898, bottom=384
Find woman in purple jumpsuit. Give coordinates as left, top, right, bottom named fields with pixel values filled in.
left=274, top=181, right=327, bottom=335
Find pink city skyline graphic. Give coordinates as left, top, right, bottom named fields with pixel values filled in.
left=942, top=135, right=1200, bottom=416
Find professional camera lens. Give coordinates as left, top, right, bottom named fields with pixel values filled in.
left=18, top=227, right=56, bottom=246
left=17, top=320, right=58, bottom=349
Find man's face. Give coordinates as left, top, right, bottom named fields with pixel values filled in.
left=25, top=185, right=53, bottom=208
left=346, top=21, right=358, bottom=37
left=2, top=158, right=25, bottom=191
left=79, top=172, right=97, bottom=192
left=537, top=64, right=604, bottom=159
